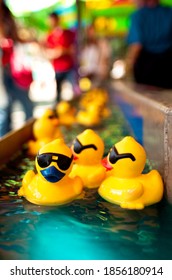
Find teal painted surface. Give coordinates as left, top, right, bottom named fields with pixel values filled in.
left=0, top=103, right=172, bottom=260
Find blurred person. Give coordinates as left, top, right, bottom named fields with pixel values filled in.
left=0, top=1, right=33, bottom=137
left=126, top=0, right=172, bottom=88
left=43, top=12, right=76, bottom=102
left=80, top=24, right=112, bottom=85
left=79, top=24, right=100, bottom=80
left=0, top=47, right=9, bottom=136
left=97, top=36, right=112, bottom=81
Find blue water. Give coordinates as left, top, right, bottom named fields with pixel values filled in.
left=1, top=183, right=172, bottom=260
left=0, top=103, right=172, bottom=260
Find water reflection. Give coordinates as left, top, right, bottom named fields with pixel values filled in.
left=1, top=184, right=172, bottom=260
left=28, top=198, right=172, bottom=260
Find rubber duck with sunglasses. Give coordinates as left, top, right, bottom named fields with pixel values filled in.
left=70, top=129, right=106, bottom=188
left=99, top=136, right=164, bottom=209
left=18, top=139, right=83, bottom=205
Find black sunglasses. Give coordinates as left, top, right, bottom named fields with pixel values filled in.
left=109, top=146, right=136, bottom=164
left=73, top=138, right=97, bottom=154
left=37, top=152, right=73, bottom=171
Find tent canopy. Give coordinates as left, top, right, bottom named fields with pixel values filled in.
left=6, top=0, right=172, bottom=35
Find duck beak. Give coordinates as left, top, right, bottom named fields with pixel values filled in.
left=101, top=157, right=113, bottom=171
left=73, top=154, right=78, bottom=160
left=53, top=118, right=60, bottom=126
left=70, top=147, right=78, bottom=160
left=41, top=166, right=65, bottom=183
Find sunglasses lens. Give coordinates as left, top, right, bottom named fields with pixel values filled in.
left=73, top=141, right=82, bottom=154
left=109, top=146, right=136, bottom=164
left=109, top=149, right=118, bottom=164
left=37, top=154, right=52, bottom=168
left=57, top=154, right=73, bottom=171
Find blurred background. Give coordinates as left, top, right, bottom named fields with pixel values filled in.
left=1, top=0, right=172, bottom=131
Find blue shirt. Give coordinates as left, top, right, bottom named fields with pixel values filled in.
left=127, top=5, right=172, bottom=53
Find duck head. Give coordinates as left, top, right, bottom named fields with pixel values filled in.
left=105, top=136, right=146, bottom=178
left=33, top=109, right=60, bottom=140
left=56, top=101, right=76, bottom=116
left=36, top=139, right=73, bottom=183
left=71, top=129, right=104, bottom=165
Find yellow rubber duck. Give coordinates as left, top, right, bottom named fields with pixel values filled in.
left=56, top=101, right=76, bottom=128
left=98, top=136, right=164, bottom=209
left=79, top=88, right=109, bottom=109
left=27, top=109, right=63, bottom=156
left=76, top=104, right=102, bottom=127
left=70, top=129, right=106, bottom=188
left=76, top=88, right=111, bottom=126
left=18, top=139, right=83, bottom=206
